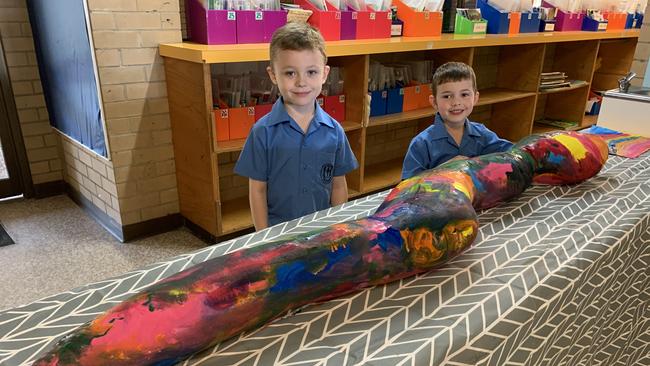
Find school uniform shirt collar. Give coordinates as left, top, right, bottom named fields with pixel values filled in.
left=431, top=113, right=481, bottom=140
left=267, top=97, right=334, bottom=129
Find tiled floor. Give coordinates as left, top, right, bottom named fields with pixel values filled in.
left=0, top=194, right=207, bottom=311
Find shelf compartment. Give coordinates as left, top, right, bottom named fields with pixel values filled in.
left=542, top=41, right=599, bottom=86
left=220, top=187, right=365, bottom=235
left=535, top=86, right=591, bottom=129
left=477, top=94, right=537, bottom=142
left=214, top=120, right=363, bottom=154
left=363, top=158, right=403, bottom=193
left=220, top=196, right=253, bottom=234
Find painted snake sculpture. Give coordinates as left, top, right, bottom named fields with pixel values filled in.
left=34, top=131, right=607, bottom=365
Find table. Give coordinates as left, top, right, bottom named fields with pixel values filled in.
left=1, top=154, right=649, bottom=366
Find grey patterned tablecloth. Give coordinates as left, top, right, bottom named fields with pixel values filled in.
left=1, top=154, right=649, bottom=366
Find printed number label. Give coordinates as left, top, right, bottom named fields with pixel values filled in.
left=528, top=13, right=532, bottom=20
left=545, top=23, right=554, bottom=31
left=370, top=12, right=376, bottom=20
left=339, top=95, right=346, bottom=103
left=227, top=11, right=236, bottom=20
left=399, top=88, right=404, bottom=95
left=317, top=98, right=324, bottom=106
left=381, top=91, right=388, bottom=98
left=352, top=12, right=358, bottom=19
left=248, top=107, right=255, bottom=116
left=220, top=109, right=229, bottom=118
left=387, top=12, right=392, bottom=19
left=335, top=12, right=341, bottom=19
left=473, top=22, right=486, bottom=33
left=424, top=11, right=430, bottom=20
left=255, top=11, right=263, bottom=20
left=415, top=86, right=421, bottom=93
left=597, top=22, right=607, bottom=30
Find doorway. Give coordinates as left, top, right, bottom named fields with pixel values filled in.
left=0, top=35, right=31, bottom=199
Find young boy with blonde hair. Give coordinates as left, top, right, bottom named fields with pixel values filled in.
left=401, top=62, right=513, bottom=180
left=235, top=22, right=358, bottom=230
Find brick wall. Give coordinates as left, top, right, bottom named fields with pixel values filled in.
left=88, top=0, right=182, bottom=226
left=631, top=3, right=650, bottom=86
left=0, top=0, right=62, bottom=185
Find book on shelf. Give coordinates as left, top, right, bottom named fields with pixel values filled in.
left=539, top=81, right=572, bottom=89
left=540, top=72, right=567, bottom=81
left=535, top=118, right=581, bottom=130
left=539, top=80, right=587, bottom=91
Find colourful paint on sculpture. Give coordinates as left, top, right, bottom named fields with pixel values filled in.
left=33, top=131, right=608, bottom=366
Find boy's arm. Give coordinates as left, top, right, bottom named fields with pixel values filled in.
left=249, top=178, right=269, bottom=231
left=330, top=175, right=348, bottom=207
left=401, top=139, right=429, bottom=180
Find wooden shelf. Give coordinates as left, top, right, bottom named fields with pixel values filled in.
left=369, top=108, right=434, bottom=128
left=214, top=120, right=362, bottom=154
left=476, top=88, right=537, bottom=106
left=539, top=81, right=589, bottom=95
left=341, top=120, right=363, bottom=131
left=215, top=139, right=246, bottom=154
left=220, top=197, right=253, bottom=234
left=220, top=187, right=365, bottom=234
left=532, top=124, right=561, bottom=134
left=367, top=89, right=535, bottom=128
left=161, top=30, right=640, bottom=64
left=363, top=159, right=403, bottom=193
left=583, top=114, right=598, bottom=127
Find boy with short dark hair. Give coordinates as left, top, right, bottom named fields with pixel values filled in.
left=401, top=62, right=513, bottom=180
left=235, top=22, right=358, bottom=230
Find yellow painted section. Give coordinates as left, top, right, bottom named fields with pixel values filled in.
left=554, top=135, right=587, bottom=160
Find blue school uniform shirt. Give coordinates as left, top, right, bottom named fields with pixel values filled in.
left=401, top=113, right=514, bottom=179
left=234, top=98, right=358, bottom=226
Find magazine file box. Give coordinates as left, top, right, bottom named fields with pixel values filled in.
left=603, top=11, right=626, bottom=30
left=454, top=14, right=488, bottom=34
left=520, top=11, right=541, bottom=33
left=236, top=10, right=287, bottom=44
left=582, top=15, right=608, bottom=31
left=478, top=0, right=518, bottom=34
left=369, top=90, right=387, bottom=116
left=186, top=0, right=237, bottom=45
left=294, top=0, right=341, bottom=40
left=394, top=0, right=442, bottom=36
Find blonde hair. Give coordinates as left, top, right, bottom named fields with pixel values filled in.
left=431, top=62, right=477, bottom=95
left=269, top=22, right=327, bottom=66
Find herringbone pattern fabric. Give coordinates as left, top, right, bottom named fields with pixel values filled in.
left=0, top=154, right=648, bottom=366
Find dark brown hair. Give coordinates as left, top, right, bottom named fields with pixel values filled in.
left=431, top=62, right=477, bottom=95
left=269, top=22, right=327, bottom=66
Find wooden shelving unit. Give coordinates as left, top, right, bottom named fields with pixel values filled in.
left=161, top=30, right=639, bottom=238
left=363, top=158, right=404, bottom=193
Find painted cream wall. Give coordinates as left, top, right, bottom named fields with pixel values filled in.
left=87, top=0, right=182, bottom=227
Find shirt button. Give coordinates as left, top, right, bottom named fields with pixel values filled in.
left=303, top=164, right=307, bottom=170
left=302, top=188, right=308, bottom=194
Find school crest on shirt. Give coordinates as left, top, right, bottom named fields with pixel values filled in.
left=321, top=163, right=334, bottom=184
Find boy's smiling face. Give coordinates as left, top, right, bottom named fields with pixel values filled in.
left=431, top=79, right=479, bottom=128
left=267, top=49, right=330, bottom=110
